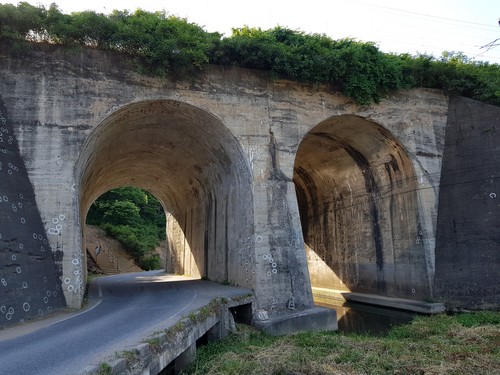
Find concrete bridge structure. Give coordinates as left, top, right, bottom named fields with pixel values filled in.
left=0, top=45, right=498, bottom=330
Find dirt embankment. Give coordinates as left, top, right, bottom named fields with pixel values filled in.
left=85, top=225, right=143, bottom=274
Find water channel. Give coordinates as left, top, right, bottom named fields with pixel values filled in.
left=319, top=301, right=418, bottom=336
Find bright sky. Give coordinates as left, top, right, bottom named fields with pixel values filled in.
left=15, top=0, right=500, bottom=63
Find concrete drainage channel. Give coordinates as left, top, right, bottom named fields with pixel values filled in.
left=80, top=296, right=254, bottom=375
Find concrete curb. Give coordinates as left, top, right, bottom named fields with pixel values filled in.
left=312, top=287, right=445, bottom=314
left=78, top=295, right=254, bottom=375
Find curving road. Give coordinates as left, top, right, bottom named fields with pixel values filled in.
left=0, top=271, right=252, bottom=375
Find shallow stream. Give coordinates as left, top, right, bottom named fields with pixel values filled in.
left=319, top=301, right=418, bottom=336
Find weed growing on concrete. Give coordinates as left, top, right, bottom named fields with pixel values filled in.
left=146, top=337, right=162, bottom=354
left=96, top=363, right=112, bottom=375
left=165, top=320, right=187, bottom=339
left=117, top=350, right=137, bottom=369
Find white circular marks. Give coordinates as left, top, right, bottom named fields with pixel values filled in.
left=33, top=233, right=38, bottom=239
left=256, top=235, right=263, bottom=243
left=48, top=214, right=66, bottom=235
left=18, top=243, right=24, bottom=250
left=267, top=271, right=272, bottom=277
left=272, top=262, right=277, bottom=268
left=490, top=192, right=497, bottom=199
left=272, top=269, right=278, bottom=274
left=71, top=184, right=76, bottom=191
left=416, top=236, right=421, bottom=245
left=411, top=288, right=416, bottom=294
left=72, top=258, right=79, bottom=265
left=262, top=254, right=272, bottom=260
left=22, top=282, right=28, bottom=289
left=11, top=254, right=16, bottom=261
left=38, top=309, right=43, bottom=316
left=1, top=278, right=7, bottom=286
left=67, top=285, right=74, bottom=292
left=11, top=204, right=17, bottom=212
left=64, top=278, right=71, bottom=284
left=23, top=302, right=30, bottom=312
left=46, top=290, right=51, bottom=297
left=43, top=297, right=49, bottom=304
left=20, top=217, right=25, bottom=224
left=18, top=193, right=23, bottom=199
left=73, top=270, right=80, bottom=275
left=2, top=195, right=8, bottom=202
left=16, top=267, right=22, bottom=274
left=0, top=306, right=5, bottom=313
left=8, top=307, right=14, bottom=314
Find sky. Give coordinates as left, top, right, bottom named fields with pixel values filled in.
left=13, top=0, right=500, bottom=64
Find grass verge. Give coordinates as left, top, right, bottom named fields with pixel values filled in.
left=184, top=311, right=500, bottom=375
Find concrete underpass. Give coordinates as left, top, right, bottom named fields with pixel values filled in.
left=1, top=45, right=498, bottom=336
left=294, top=114, right=432, bottom=301
left=77, top=99, right=255, bottom=286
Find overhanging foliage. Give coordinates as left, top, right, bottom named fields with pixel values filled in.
left=1, top=2, right=499, bottom=105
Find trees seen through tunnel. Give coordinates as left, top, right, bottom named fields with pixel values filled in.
left=86, top=186, right=165, bottom=270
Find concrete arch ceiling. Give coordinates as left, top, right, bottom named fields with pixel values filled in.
left=294, top=114, right=432, bottom=300
left=77, top=99, right=254, bottom=284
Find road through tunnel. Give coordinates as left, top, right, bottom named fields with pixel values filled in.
left=76, top=100, right=254, bottom=288
left=294, top=115, right=432, bottom=301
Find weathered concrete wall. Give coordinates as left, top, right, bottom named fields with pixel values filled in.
left=0, top=98, right=66, bottom=328
left=292, top=89, right=448, bottom=303
left=0, top=44, right=495, bottom=329
left=435, top=96, right=500, bottom=309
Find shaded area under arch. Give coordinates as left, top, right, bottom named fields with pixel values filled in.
left=76, top=99, right=255, bottom=286
left=294, top=114, right=431, bottom=300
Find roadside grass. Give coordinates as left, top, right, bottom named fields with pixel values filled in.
left=184, top=311, right=500, bottom=375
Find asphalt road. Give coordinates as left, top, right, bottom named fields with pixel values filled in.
left=0, top=271, right=252, bottom=375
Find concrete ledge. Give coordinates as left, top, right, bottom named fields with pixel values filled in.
left=313, top=287, right=445, bottom=314
left=253, top=306, right=337, bottom=336
left=78, top=295, right=254, bottom=375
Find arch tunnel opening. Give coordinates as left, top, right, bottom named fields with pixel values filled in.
left=293, top=115, right=432, bottom=302
left=76, top=99, right=255, bottom=288
left=85, top=186, right=167, bottom=274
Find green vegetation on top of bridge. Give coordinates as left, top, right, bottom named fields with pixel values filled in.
left=1, top=2, right=500, bottom=106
